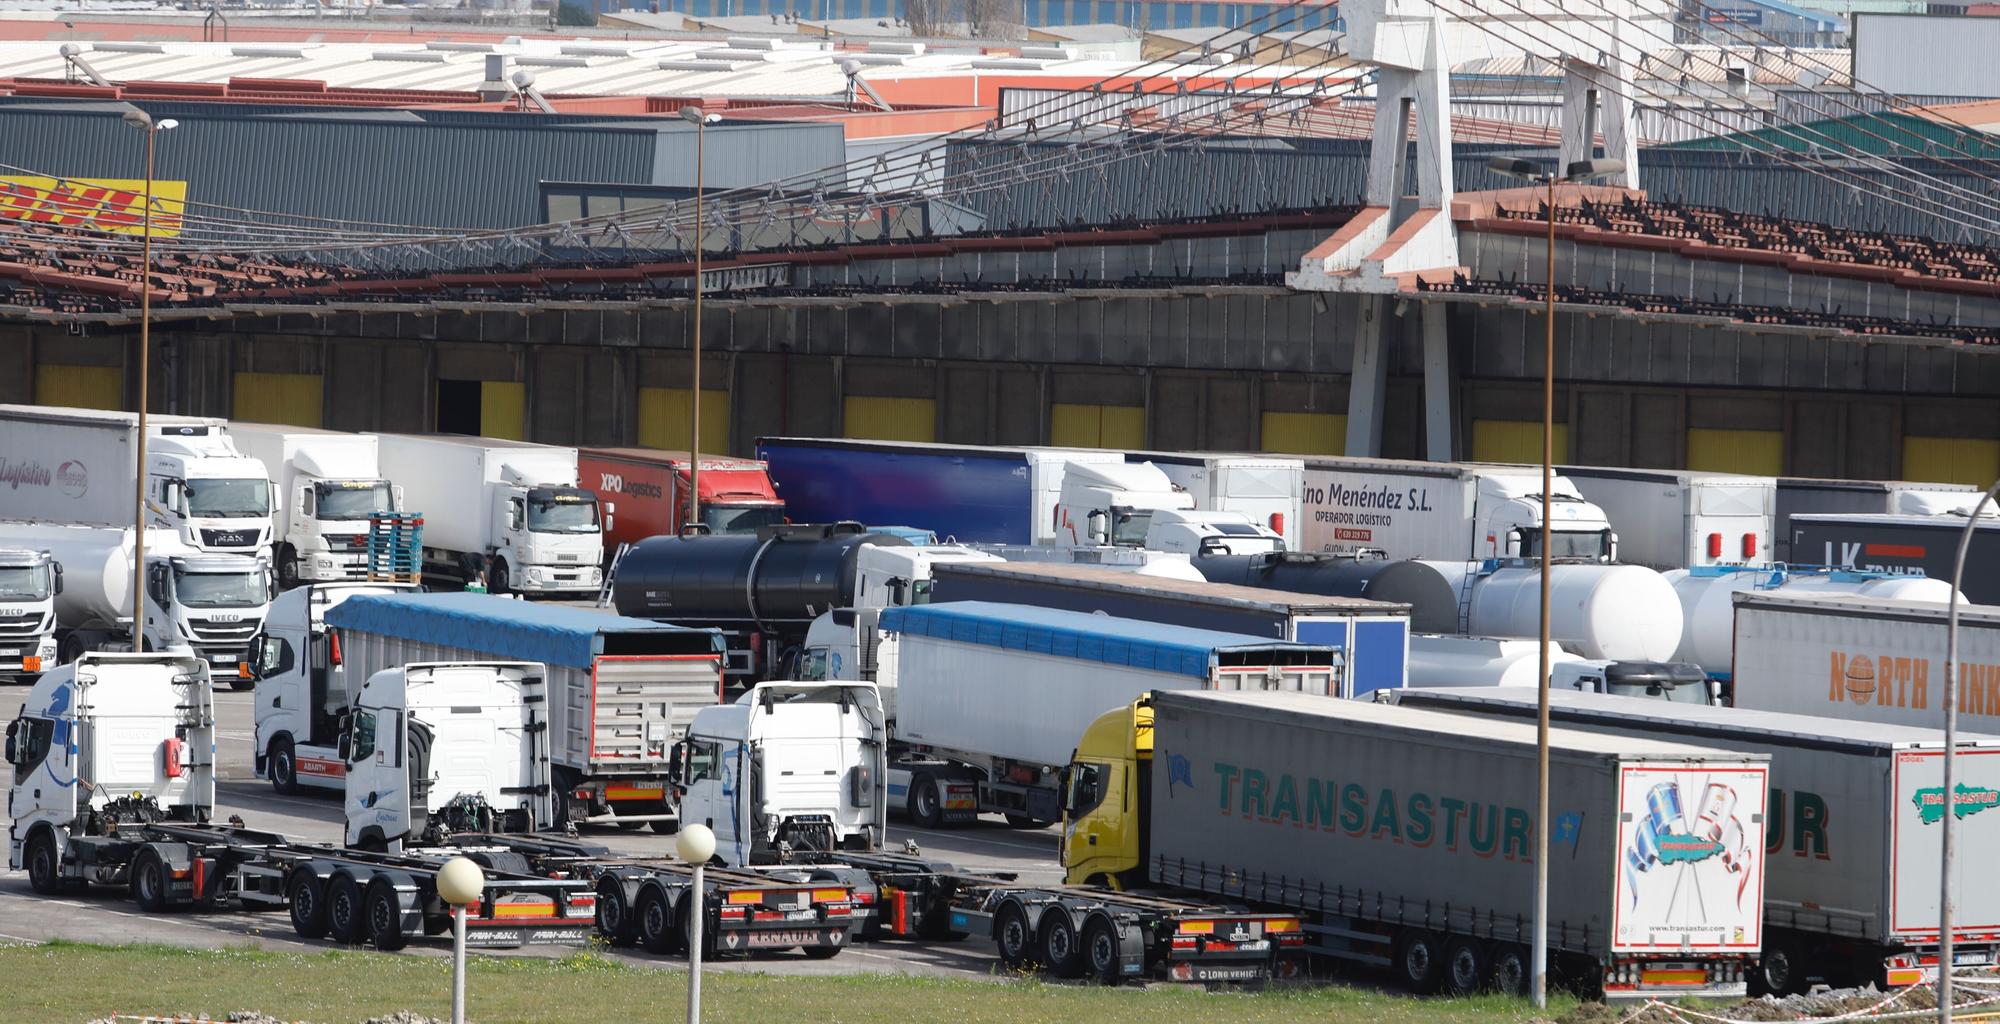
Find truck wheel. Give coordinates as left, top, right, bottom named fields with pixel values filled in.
left=1039, top=912, right=1085, bottom=978
left=596, top=879, right=637, bottom=946
left=269, top=738, right=299, bottom=795
left=277, top=546, right=299, bottom=591
left=1393, top=929, right=1445, bottom=993
left=1756, top=942, right=1801, bottom=996
left=489, top=560, right=511, bottom=596
left=366, top=881, right=408, bottom=951
left=1489, top=944, right=1530, bottom=996
left=326, top=874, right=366, bottom=944
left=1003, top=814, right=1054, bottom=830
left=802, top=944, right=842, bottom=960
left=908, top=773, right=944, bottom=830
left=650, top=820, right=678, bottom=835
left=1443, top=937, right=1489, bottom=996
left=26, top=830, right=62, bottom=895
left=1082, top=915, right=1123, bottom=985
left=288, top=871, right=328, bottom=939
left=993, top=902, right=1034, bottom=969
left=59, top=634, right=85, bottom=665
left=677, top=893, right=717, bottom=960
left=637, top=887, right=680, bottom=955
left=131, top=850, right=170, bottom=912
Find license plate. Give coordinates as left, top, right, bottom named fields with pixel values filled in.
left=1959, top=951, right=1994, bottom=966
left=210, top=654, right=235, bottom=664
left=745, top=929, right=831, bottom=948
left=0, top=648, right=17, bottom=657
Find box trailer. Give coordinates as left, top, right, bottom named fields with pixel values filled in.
left=1775, top=478, right=1979, bottom=562
left=310, top=592, right=725, bottom=826
left=1391, top=687, right=2000, bottom=993
left=578, top=448, right=784, bottom=551
left=1282, top=455, right=1616, bottom=562
left=927, top=560, right=1410, bottom=695
left=1732, top=591, right=2000, bottom=732
left=1559, top=467, right=1775, bottom=571
left=1791, top=513, right=2000, bottom=603
left=1132, top=690, right=1765, bottom=998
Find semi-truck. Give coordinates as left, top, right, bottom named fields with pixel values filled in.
left=373, top=434, right=603, bottom=596
left=230, top=424, right=404, bottom=589
left=926, top=561, right=1410, bottom=695
left=758, top=437, right=1127, bottom=545
left=1774, top=478, right=1982, bottom=562
left=612, top=522, right=1000, bottom=682
left=1731, top=590, right=2000, bottom=732
left=0, top=405, right=275, bottom=556
left=1280, top=455, right=1616, bottom=562
left=1391, top=687, right=2000, bottom=993
left=5, top=522, right=271, bottom=680
left=265, top=590, right=725, bottom=828
left=0, top=547, right=61, bottom=684
left=1063, top=689, right=1765, bottom=998
left=1051, top=461, right=1284, bottom=553
left=1664, top=565, right=1955, bottom=682
left=579, top=448, right=784, bottom=549
left=1792, top=512, right=2000, bottom=603
left=1120, top=452, right=1305, bottom=549
left=1558, top=467, right=1775, bottom=571
left=874, top=601, right=1340, bottom=829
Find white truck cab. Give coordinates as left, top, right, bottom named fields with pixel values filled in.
left=673, top=681, right=887, bottom=869
left=142, top=551, right=273, bottom=682
left=1141, top=507, right=1285, bottom=555
left=798, top=543, right=1004, bottom=684
left=1055, top=461, right=1285, bottom=552
left=0, top=548, right=61, bottom=684
left=232, top=425, right=405, bottom=588
left=1473, top=471, right=1617, bottom=561
left=147, top=428, right=277, bottom=556
left=250, top=582, right=422, bottom=793
left=7, top=653, right=215, bottom=887
left=340, top=661, right=554, bottom=852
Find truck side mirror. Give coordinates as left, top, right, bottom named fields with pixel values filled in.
left=508, top=498, right=523, bottom=531
left=50, top=563, right=62, bottom=596
left=297, top=486, right=312, bottom=517
left=886, top=578, right=907, bottom=606
left=1605, top=531, right=1619, bottom=564
left=667, top=740, right=685, bottom=785
left=1086, top=509, right=1108, bottom=544
left=337, top=732, right=351, bottom=763
left=4, top=719, right=18, bottom=765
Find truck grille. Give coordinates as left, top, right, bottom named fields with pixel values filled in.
left=187, top=618, right=259, bottom=645
left=558, top=554, right=580, bottom=563
left=199, top=528, right=259, bottom=549
left=0, top=610, right=44, bottom=641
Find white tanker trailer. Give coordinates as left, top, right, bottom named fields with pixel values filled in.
left=1663, top=565, right=1958, bottom=687
left=1420, top=559, right=1684, bottom=662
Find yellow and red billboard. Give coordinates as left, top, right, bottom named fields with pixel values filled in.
left=0, top=176, right=188, bottom=237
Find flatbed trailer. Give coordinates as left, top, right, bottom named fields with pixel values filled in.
left=34, top=822, right=600, bottom=950
left=587, top=855, right=860, bottom=958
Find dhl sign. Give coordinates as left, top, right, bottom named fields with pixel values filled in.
left=0, top=176, right=188, bottom=237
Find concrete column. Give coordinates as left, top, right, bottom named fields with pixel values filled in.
left=1422, top=301, right=1455, bottom=461
left=1344, top=295, right=1389, bottom=457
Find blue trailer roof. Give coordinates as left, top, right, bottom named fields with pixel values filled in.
left=878, top=601, right=1330, bottom=680
left=326, top=591, right=723, bottom=670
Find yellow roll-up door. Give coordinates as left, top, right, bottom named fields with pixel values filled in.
left=1261, top=411, right=1345, bottom=455
left=1471, top=419, right=1570, bottom=464
left=1904, top=436, right=2000, bottom=487
left=1049, top=403, right=1145, bottom=448
left=1686, top=428, right=1782, bottom=475
left=480, top=381, right=526, bottom=441
left=844, top=396, right=936, bottom=442
left=638, top=386, right=732, bottom=452
left=234, top=372, right=323, bottom=428
left=35, top=364, right=122, bottom=410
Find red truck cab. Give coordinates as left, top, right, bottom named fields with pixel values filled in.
left=578, top=448, right=785, bottom=550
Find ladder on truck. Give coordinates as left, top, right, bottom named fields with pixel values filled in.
left=366, top=513, right=424, bottom=585
left=596, top=541, right=630, bottom=608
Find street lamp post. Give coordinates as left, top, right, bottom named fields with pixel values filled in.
left=1942, top=481, right=2000, bottom=1022
left=436, top=857, right=486, bottom=1024
left=1484, top=155, right=1627, bottom=1008
left=678, top=107, right=720, bottom=532
left=676, top=823, right=718, bottom=1024
left=120, top=108, right=178, bottom=649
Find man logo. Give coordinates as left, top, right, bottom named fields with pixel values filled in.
left=1843, top=654, right=1877, bottom=701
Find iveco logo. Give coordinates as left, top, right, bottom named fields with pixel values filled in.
left=0, top=607, right=21, bottom=616
left=208, top=613, right=242, bottom=622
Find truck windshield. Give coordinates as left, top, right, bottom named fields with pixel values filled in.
left=186, top=478, right=271, bottom=518
left=1111, top=511, right=1154, bottom=546
left=703, top=504, right=785, bottom=534
left=315, top=481, right=394, bottom=521
left=175, top=571, right=267, bottom=608
left=1521, top=530, right=1612, bottom=561
left=0, top=565, right=51, bottom=600
left=527, top=492, right=600, bottom=534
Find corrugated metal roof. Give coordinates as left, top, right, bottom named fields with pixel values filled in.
left=326, top=590, right=723, bottom=669
left=878, top=600, right=1323, bottom=678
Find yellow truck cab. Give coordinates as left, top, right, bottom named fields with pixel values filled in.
left=1062, top=698, right=1152, bottom=888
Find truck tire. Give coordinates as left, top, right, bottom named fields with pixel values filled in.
left=677, top=893, right=717, bottom=960
left=131, top=849, right=171, bottom=913
left=1393, top=929, right=1445, bottom=994
left=1082, top=915, right=1123, bottom=985
left=326, top=874, right=366, bottom=945
left=1756, top=941, right=1802, bottom=996
left=268, top=738, right=299, bottom=796
left=288, top=870, right=329, bottom=939
left=596, top=878, right=638, bottom=946
left=25, top=830, right=62, bottom=895
left=908, top=773, right=944, bottom=830
left=1003, top=814, right=1054, bottom=830
left=277, top=545, right=299, bottom=591
left=1443, top=936, right=1489, bottom=996
left=802, top=944, right=843, bottom=960
left=365, top=881, right=408, bottom=952
left=993, top=902, right=1034, bottom=969
left=637, top=886, right=680, bottom=955
left=1490, top=944, right=1529, bottom=996
left=489, top=559, right=511, bottom=596
left=1039, top=912, right=1085, bottom=978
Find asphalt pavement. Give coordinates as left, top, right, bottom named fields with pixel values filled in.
left=0, top=686, right=1063, bottom=978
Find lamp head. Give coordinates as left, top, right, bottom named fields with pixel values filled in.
left=677, top=822, right=717, bottom=864
left=1485, top=156, right=1545, bottom=182
left=436, top=857, right=486, bottom=906
left=679, top=105, right=718, bottom=126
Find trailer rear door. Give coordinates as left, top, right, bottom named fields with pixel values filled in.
left=1610, top=761, right=1766, bottom=955
left=1890, top=748, right=2000, bottom=946
left=583, top=654, right=723, bottom=773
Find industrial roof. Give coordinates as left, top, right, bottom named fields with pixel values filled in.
left=326, top=591, right=724, bottom=669
left=877, top=599, right=1332, bottom=678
